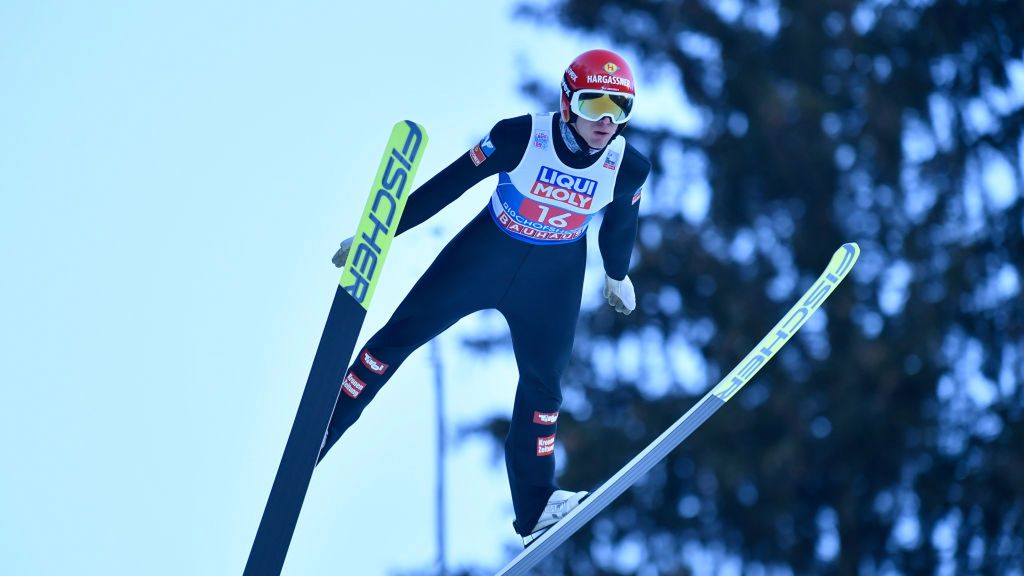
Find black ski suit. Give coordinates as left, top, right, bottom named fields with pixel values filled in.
left=319, top=113, right=650, bottom=535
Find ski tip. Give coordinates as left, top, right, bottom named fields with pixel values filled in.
left=339, top=120, right=429, bottom=308
left=396, top=119, right=428, bottom=137
left=829, top=243, right=861, bottom=279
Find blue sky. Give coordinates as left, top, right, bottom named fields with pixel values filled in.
left=0, top=2, right=694, bottom=574
left=5, top=2, right=1022, bottom=576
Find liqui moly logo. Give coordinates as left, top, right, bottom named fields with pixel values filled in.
left=530, top=167, right=597, bottom=210
left=360, top=349, right=388, bottom=375
left=537, top=434, right=556, bottom=456
left=342, top=371, right=366, bottom=399
left=533, top=411, right=559, bottom=425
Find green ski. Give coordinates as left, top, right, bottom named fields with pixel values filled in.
left=244, top=120, right=427, bottom=576
left=497, top=243, right=860, bottom=575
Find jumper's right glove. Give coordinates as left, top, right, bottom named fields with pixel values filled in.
left=603, top=274, right=636, bottom=315
left=331, top=236, right=354, bottom=268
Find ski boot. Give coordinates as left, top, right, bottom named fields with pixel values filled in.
left=522, top=490, right=590, bottom=547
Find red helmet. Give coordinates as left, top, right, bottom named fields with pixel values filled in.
left=560, top=49, right=636, bottom=124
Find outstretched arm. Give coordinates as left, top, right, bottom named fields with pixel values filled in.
left=332, top=115, right=531, bottom=265
left=396, top=115, right=530, bottom=236
left=395, top=154, right=494, bottom=235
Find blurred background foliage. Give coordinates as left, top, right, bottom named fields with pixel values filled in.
left=467, top=0, right=1023, bottom=574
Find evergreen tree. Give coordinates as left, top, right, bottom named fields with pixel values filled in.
left=475, top=1, right=1023, bottom=573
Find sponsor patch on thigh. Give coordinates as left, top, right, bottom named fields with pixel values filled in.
left=342, top=371, right=366, bottom=399
left=533, top=411, right=559, bottom=425
left=536, top=434, right=556, bottom=456
left=360, top=348, right=389, bottom=375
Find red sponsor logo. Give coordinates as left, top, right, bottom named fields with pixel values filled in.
left=469, top=144, right=487, bottom=166
left=520, top=197, right=588, bottom=229
left=341, top=371, right=366, bottom=399
left=360, top=349, right=388, bottom=375
left=533, top=411, right=559, bottom=425
left=537, top=434, right=556, bottom=456
left=586, top=74, right=631, bottom=88
left=528, top=181, right=594, bottom=210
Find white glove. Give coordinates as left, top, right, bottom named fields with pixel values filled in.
left=603, top=274, right=636, bottom=315
left=331, top=236, right=354, bottom=268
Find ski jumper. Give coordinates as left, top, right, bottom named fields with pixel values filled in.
left=319, top=113, right=651, bottom=535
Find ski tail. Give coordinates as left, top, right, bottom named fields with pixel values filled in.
left=495, top=243, right=860, bottom=576
left=244, top=121, right=428, bottom=576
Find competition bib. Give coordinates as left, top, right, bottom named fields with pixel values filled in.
left=487, top=113, right=624, bottom=245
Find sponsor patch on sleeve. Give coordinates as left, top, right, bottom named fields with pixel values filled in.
left=469, top=132, right=496, bottom=166
left=536, top=434, right=556, bottom=456
left=632, top=173, right=650, bottom=205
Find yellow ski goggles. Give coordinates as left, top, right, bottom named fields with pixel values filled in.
left=570, top=90, right=635, bottom=124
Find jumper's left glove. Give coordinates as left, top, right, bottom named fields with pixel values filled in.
left=331, top=236, right=354, bottom=268
left=603, top=274, right=636, bottom=315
